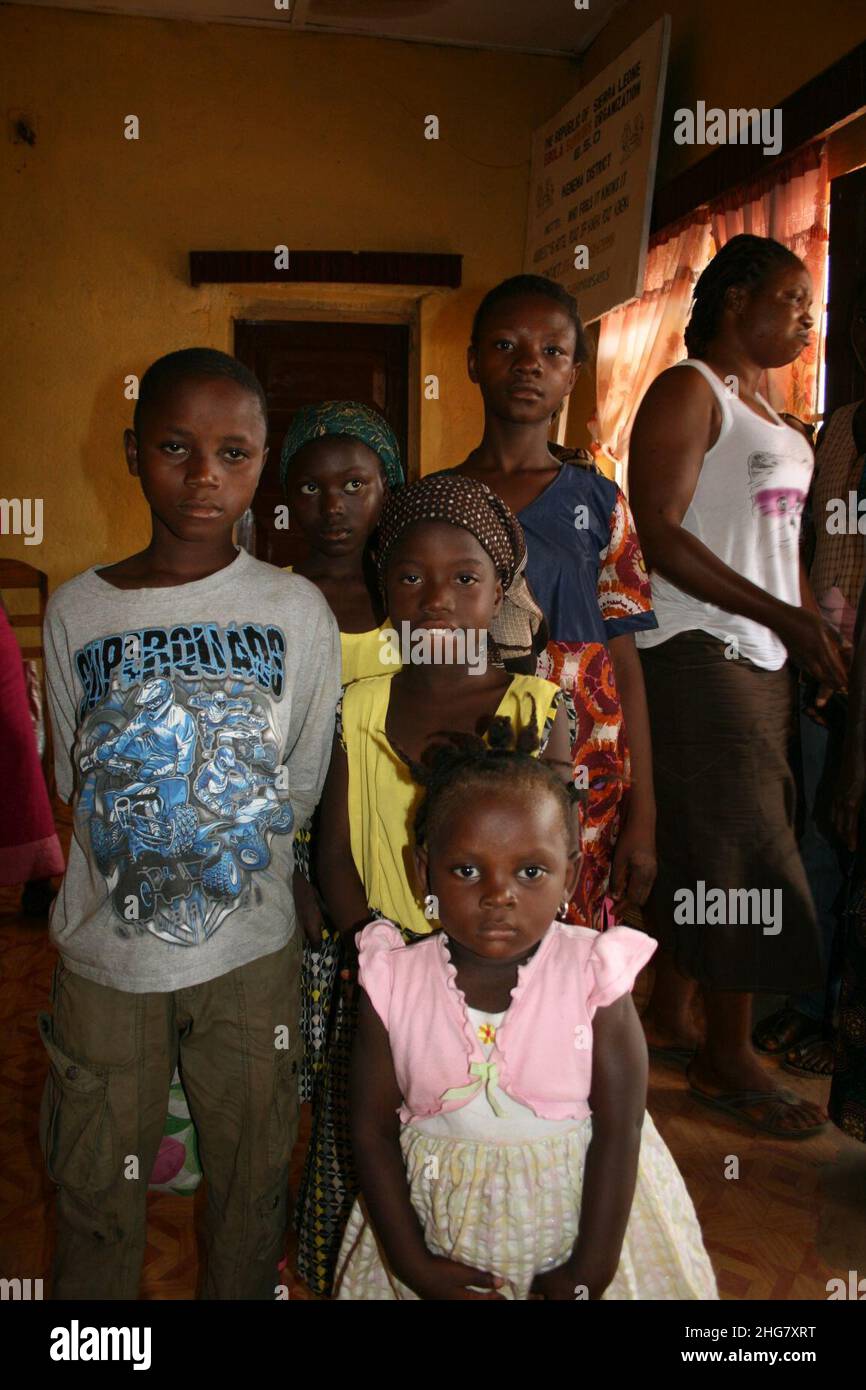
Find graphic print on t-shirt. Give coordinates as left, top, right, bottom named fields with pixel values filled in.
left=74, top=621, right=293, bottom=948
left=746, top=451, right=808, bottom=553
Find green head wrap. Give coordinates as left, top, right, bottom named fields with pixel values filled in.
left=280, top=401, right=403, bottom=494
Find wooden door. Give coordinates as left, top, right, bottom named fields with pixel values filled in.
left=234, top=319, right=409, bottom=567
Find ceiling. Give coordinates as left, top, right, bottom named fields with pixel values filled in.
left=11, top=0, right=628, bottom=56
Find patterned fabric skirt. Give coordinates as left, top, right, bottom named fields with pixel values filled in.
left=829, top=871, right=866, bottom=1143
left=536, top=640, right=627, bottom=930
left=334, top=1113, right=718, bottom=1301
left=298, top=925, right=342, bottom=1105
left=295, top=926, right=360, bottom=1295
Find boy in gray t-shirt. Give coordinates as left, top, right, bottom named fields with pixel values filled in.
left=39, top=349, right=340, bottom=1299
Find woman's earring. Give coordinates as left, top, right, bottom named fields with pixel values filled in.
left=557, top=898, right=570, bottom=921
left=423, top=893, right=438, bottom=921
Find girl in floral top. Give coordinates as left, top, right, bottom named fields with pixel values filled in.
left=454, top=274, right=658, bottom=929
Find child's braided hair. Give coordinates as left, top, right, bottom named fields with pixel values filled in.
left=404, top=708, right=582, bottom=852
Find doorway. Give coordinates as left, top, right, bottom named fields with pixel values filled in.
left=234, top=319, right=410, bottom=567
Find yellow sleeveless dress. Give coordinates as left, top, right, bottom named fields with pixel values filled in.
left=283, top=565, right=391, bottom=683
left=338, top=627, right=392, bottom=684
left=340, top=671, right=563, bottom=938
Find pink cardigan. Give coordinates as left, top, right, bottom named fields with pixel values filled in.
left=359, top=919, right=657, bottom=1123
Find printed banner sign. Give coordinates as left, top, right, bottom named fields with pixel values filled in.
left=524, top=16, right=671, bottom=323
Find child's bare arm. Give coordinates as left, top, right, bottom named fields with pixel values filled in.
left=607, top=633, right=657, bottom=909
left=539, top=700, right=573, bottom=784
left=531, top=991, right=646, bottom=1300
left=574, top=993, right=646, bottom=1291
left=315, top=734, right=372, bottom=934
left=350, top=990, right=505, bottom=1300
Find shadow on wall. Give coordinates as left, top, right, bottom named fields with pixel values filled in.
left=79, top=370, right=152, bottom=565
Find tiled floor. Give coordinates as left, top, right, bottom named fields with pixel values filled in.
left=2, top=830, right=865, bottom=1300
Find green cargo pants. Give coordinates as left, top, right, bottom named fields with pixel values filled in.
left=38, top=934, right=302, bottom=1300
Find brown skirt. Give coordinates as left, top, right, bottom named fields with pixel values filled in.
left=639, top=630, right=820, bottom=992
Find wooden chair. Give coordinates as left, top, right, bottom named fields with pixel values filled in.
left=0, top=558, right=54, bottom=798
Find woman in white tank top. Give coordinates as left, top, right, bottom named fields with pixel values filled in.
left=628, top=234, right=848, bottom=1140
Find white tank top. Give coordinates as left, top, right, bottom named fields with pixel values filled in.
left=636, top=358, right=813, bottom=670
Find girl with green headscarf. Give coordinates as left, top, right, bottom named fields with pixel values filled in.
left=281, top=401, right=403, bottom=1296
left=280, top=400, right=403, bottom=684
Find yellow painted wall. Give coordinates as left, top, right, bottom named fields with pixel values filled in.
left=0, top=6, right=578, bottom=588
left=3, top=4, right=865, bottom=590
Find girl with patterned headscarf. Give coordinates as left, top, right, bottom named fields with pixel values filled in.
left=303, top=472, right=575, bottom=1295
left=281, top=400, right=403, bottom=1295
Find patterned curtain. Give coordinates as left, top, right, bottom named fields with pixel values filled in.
left=592, top=211, right=713, bottom=484
left=592, top=142, right=830, bottom=483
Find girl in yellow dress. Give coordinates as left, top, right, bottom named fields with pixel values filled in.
left=280, top=400, right=403, bottom=1294
left=317, top=470, right=574, bottom=941
left=311, top=472, right=574, bottom=1293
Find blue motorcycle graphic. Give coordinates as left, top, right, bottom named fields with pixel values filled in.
left=80, top=681, right=292, bottom=943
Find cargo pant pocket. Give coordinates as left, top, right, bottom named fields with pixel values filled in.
left=56, top=1186, right=126, bottom=1248
left=38, top=1012, right=117, bottom=1193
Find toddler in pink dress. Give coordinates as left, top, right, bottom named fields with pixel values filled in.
left=334, top=719, right=717, bottom=1301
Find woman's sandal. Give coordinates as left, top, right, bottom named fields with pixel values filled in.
left=781, top=1038, right=835, bottom=1078
left=752, top=1006, right=820, bottom=1056
left=686, top=1066, right=827, bottom=1139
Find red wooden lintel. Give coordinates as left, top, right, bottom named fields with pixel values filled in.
left=189, top=249, right=462, bottom=289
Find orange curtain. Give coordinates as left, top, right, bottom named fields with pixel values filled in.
left=592, top=212, right=713, bottom=484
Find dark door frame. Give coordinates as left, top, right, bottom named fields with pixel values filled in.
left=230, top=296, right=423, bottom=481
left=825, top=165, right=866, bottom=421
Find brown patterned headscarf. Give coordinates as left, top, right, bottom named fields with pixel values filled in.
left=374, top=472, right=544, bottom=661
